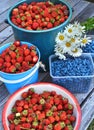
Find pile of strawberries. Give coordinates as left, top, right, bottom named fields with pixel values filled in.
left=8, top=88, right=76, bottom=130
left=11, top=1, right=69, bottom=30
left=0, top=41, right=39, bottom=73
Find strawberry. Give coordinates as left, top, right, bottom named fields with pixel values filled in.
left=30, top=50, right=37, bottom=57
left=10, top=51, right=16, bottom=59
left=30, top=98, right=38, bottom=104
left=17, top=56, right=23, bottom=63
left=21, top=92, right=28, bottom=98
left=16, top=106, right=23, bottom=112
left=32, top=55, right=38, bottom=63
left=60, top=111, right=67, bottom=121
left=69, top=115, right=76, bottom=122
left=54, top=123, right=62, bottom=130
left=15, top=125, right=21, bottom=130
left=5, top=55, right=11, bottom=62
left=47, top=22, right=53, bottom=29
left=0, top=57, right=4, bottom=63
left=22, top=61, right=30, bottom=71
left=21, top=44, right=28, bottom=50
left=9, top=65, right=16, bottom=73
left=32, top=22, right=39, bottom=30
left=25, top=55, right=32, bottom=62
left=22, top=123, right=31, bottom=129
left=14, top=41, right=20, bottom=47
left=9, top=124, right=15, bottom=130
left=9, top=44, right=16, bottom=51
left=8, top=113, right=15, bottom=121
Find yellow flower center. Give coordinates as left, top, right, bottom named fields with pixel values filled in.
left=72, top=48, right=78, bottom=53
left=82, top=39, right=87, bottom=44
left=59, top=35, right=64, bottom=40
left=68, top=28, right=72, bottom=33
left=66, top=42, right=71, bottom=47
left=71, top=38, right=75, bottom=42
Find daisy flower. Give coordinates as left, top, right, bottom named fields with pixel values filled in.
left=64, top=24, right=76, bottom=37
left=55, top=32, right=67, bottom=44
left=62, top=41, right=74, bottom=53
left=69, top=48, right=82, bottom=57
left=81, top=35, right=91, bottom=47
left=54, top=44, right=66, bottom=60
left=54, top=21, right=92, bottom=60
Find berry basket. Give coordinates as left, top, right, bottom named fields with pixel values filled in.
left=83, top=40, right=94, bottom=63
left=2, top=83, right=81, bottom=130
left=49, top=53, right=94, bottom=93
left=0, top=41, right=40, bottom=94
left=6, top=0, right=72, bottom=69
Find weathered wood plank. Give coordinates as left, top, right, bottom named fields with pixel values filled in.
left=0, top=0, right=20, bottom=14
left=71, top=0, right=90, bottom=21
left=73, top=3, right=94, bottom=22
left=79, top=91, right=94, bottom=130
left=0, top=26, right=13, bottom=44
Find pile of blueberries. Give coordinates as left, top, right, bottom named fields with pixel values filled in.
left=83, top=40, right=94, bottom=53
left=51, top=56, right=93, bottom=77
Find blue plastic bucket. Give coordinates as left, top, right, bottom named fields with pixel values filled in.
left=7, top=0, right=72, bottom=69
left=0, top=42, right=40, bottom=94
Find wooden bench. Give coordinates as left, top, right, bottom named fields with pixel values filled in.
left=0, top=0, right=94, bottom=129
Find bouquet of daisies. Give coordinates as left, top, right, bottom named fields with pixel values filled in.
left=54, top=21, right=91, bottom=60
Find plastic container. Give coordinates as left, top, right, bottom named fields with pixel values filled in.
left=0, top=42, right=40, bottom=94
left=2, top=83, right=81, bottom=130
left=83, top=40, right=94, bottom=63
left=49, top=53, right=94, bottom=93
left=7, top=0, right=72, bottom=69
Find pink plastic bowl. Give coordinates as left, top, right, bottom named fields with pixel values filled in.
left=2, top=82, right=81, bottom=130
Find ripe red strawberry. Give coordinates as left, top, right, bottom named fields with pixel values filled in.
left=32, top=55, right=38, bottom=63
left=16, top=106, right=23, bottom=112
left=21, top=117, right=26, bottom=122
left=9, top=65, right=16, bottom=73
left=12, top=8, right=19, bottom=15
left=15, top=125, right=21, bottom=130
left=51, top=11, right=58, bottom=18
left=48, top=116, right=55, bottom=123
left=9, top=124, right=15, bottom=130
left=30, top=50, right=37, bottom=57
left=14, top=41, right=20, bottom=47
left=22, top=61, right=30, bottom=71
left=5, top=55, right=11, bottom=62
left=47, top=22, right=53, bottom=29
left=22, top=123, right=31, bottom=129
left=0, top=57, right=4, bottom=63
left=60, top=111, right=67, bottom=121
left=21, top=92, right=28, bottom=98
left=7, top=113, right=15, bottom=121
left=6, top=62, right=11, bottom=68
left=54, top=123, right=62, bottom=130
left=17, top=56, right=23, bottom=63
left=9, top=51, right=16, bottom=59
left=69, top=115, right=76, bottom=122
left=25, top=55, right=32, bottom=62
left=32, top=22, right=39, bottom=30
left=21, top=44, right=28, bottom=50
left=30, top=98, right=38, bottom=104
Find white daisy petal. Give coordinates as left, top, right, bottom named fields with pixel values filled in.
left=81, top=35, right=92, bottom=47
left=69, top=48, right=82, bottom=57
left=55, top=32, right=67, bottom=44
left=54, top=21, right=92, bottom=60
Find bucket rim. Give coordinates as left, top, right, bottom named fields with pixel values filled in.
left=7, top=0, right=72, bottom=33
left=0, top=41, right=40, bottom=76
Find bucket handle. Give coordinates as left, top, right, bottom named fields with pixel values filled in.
left=0, top=63, right=39, bottom=84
